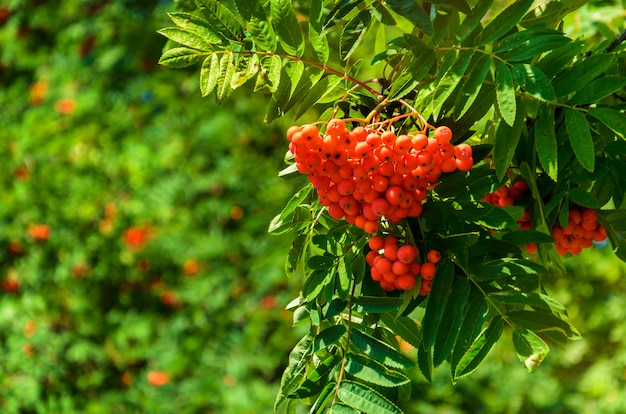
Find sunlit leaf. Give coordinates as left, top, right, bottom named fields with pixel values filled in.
left=167, top=11, right=222, bottom=44
left=338, top=380, right=402, bottom=414
left=159, top=47, right=202, bottom=68
left=454, top=54, right=492, bottom=119
left=494, top=97, right=525, bottom=180
left=386, top=0, right=434, bottom=36
left=158, top=27, right=214, bottom=51
left=313, top=325, right=346, bottom=352
left=453, top=316, right=503, bottom=380
left=432, top=49, right=474, bottom=120
left=588, top=108, right=626, bottom=139
left=456, top=0, right=493, bottom=43
left=379, top=313, right=422, bottom=350
left=422, top=260, right=455, bottom=350
left=535, top=103, right=558, bottom=181
left=309, top=0, right=329, bottom=64
left=350, top=329, right=416, bottom=370
left=495, top=64, right=516, bottom=126
left=275, top=333, right=313, bottom=410
left=475, top=0, right=533, bottom=46
left=271, top=0, right=305, bottom=56
left=344, top=353, right=411, bottom=387
left=340, top=8, right=373, bottom=61
left=565, top=109, right=595, bottom=172
left=512, top=64, right=555, bottom=102
left=506, top=310, right=581, bottom=340
left=571, top=76, right=626, bottom=105
left=489, top=291, right=567, bottom=315
left=196, top=0, right=244, bottom=41
left=552, top=54, right=617, bottom=97
left=512, top=329, right=549, bottom=373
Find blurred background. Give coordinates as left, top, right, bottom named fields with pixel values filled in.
left=0, top=1, right=625, bottom=413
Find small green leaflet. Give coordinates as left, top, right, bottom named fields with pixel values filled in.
left=450, top=294, right=488, bottom=378
left=512, top=64, right=556, bottom=102
left=268, top=185, right=312, bottom=234
left=432, top=49, right=474, bottom=120
left=309, top=0, right=329, bottom=64
left=475, top=0, right=533, bottom=46
left=571, top=76, right=626, bottom=105
left=379, top=313, right=422, bottom=350
left=344, top=353, right=411, bottom=388
left=495, top=64, right=516, bottom=126
left=340, top=9, right=373, bottom=61
left=196, top=0, right=243, bottom=41
left=352, top=296, right=404, bottom=314
left=422, top=260, right=455, bottom=350
left=350, top=329, right=416, bottom=370
left=512, top=329, right=549, bottom=373
left=216, top=52, right=235, bottom=102
left=552, top=54, right=617, bottom=97
left=433, top=278, right=471, bottom=367
left=535, top=103, right=558, bottom=181
left=565, top=109, right=595, bottom=172
left=274, top=333, right=313, bottom=410
left=506, top=310, right=581, bottom=340
left=588, top=108, right=626, bottom=139
left=454, top=54, right=492, bottom=120
left=385, top=0, right=434, bottom=36
left=456, top=0, right=493, bottom=43
left=271, top=0, right=305, bottom=57
left=453, top=316, right=503, bottom=381
left=167, top=11, right=222, bottom=44
left=159, top=47, right=202, bottom=68
left=493, top=97, right=525, bottom=180
left=248, top=16, right=277, bottom=52
left=337, top=380, right=402, bottom=414
left=158, top=27, right=214, bottom=51
left=313, top=324, right=346, bottom=352
left=488, top=291, right=567, bottom=315
left=388, top=42, right=435, bottom=101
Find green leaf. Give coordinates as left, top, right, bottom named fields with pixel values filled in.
left=475, top=0, right=533, bottom=46
left=386, top=0, right=434, bottom=36
left=535, top=103, right=558, bottom=181
left=565, top=109, right=595, bottom=172
left=493, top=97, right=525, bottom=180
left=488, top=291, right=567, bottom=315
left=472, top=257, right=546, bottom=281
left=265, top=61, right=292, bottom=122
left=453, top=316, right=503, bottom=381
left=216, top=52, right=235, bottom=102
left=309, top=0, right=329, bottom=64
left=454, top=54, right=492, bottom=120
left=379, top=313, right=422, bottom=350
left=294, top=76, right=336, bottom=120
left=314, top=325, right=346, bottom=352
left=432, top=49, right=474, bottom=120
left=512, top=328, right=550, bottom=373
left=344, top=354, right=411, bottom=388
left=303, top=269, right=333, bottom=303
left=496, top=29, right=570, bottom=62
left=275, top=333, right=314, bottom=410
left=271, top=0, right=305, bottom=56
left=588, top=108, right=626, bottom=139
left=433, top=278, right=471, bottom=367
left=248, top=16, right=277, bottom=52
left=450, top=294, right=488, bottom=377
left=231, top=54, right=260, bottom=89
left=521, top=0, right=589, bottom=29
left=456, top=0, right=493, bottom=43
left=329, top=403, right=359, bottom=413
left=199, top=53, right=220, bottom=97
left=350, top=329, right=415, bottom=370
left=308, top=255, right=334, bottom=270
left=495, top=64, right=517, bottom=126
left=268, top=185, right=312, bottom=234
left=439, top=232, right=480, bottom=250
left=432, top=0, right=472, bottom=14
left=352, top=296, right=404, bottom=314
left=338, top=380, right=402, bottom=414
left=536, top=40, right=585, bottom=79
left=417, top=341, right=433, bottom=382
left=512, top=64, right=555, bottom=102
left=552, top=54, right=617, bottom=97
left=267, top=54, right=282, bottom=93
left=506, top=310, right=581, bottom=339
left=501, top=230, right=554, bottom=245
left=167, top=11, right=222, bottom=44
left=388, top=41, right=435, bottom=101
left=568, top=188, right=599, bottom=209
left=309, top=382, right=336, bottom=414
left=157, top=27, right=214, bottom=51
left=291, top=354, right=340, bottom=398
left=340, top=9, right=373, bottom=61
left=196, top=0, right=244, bottom=41
left=159, top=47, right=202, bottom=68
left=571, top=76, right=626, bottom=105
left=422, top=260, right=455, bottom=350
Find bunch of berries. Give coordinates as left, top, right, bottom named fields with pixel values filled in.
left=482, top=181, right=529, bottom=207
left=365, top=235, right=441, bottom=295
left=287, top=119, right=474, bottom=234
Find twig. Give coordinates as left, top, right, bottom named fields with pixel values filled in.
left=605, top=28, right=626, bottom=53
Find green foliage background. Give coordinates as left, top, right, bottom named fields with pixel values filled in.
left=0, top=0, right=625, bottom=413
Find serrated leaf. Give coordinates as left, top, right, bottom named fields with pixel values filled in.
left=291, top=354, right=340, bottom=398
left=275, top=333, right=314, bottom=410
left=450, top=294, right=488, bottom=377
left=248, top=16, right=277, bottom=52
left=521, top=0, right=588, bottom=29
left=488, top=291, right=567, bottom=315
left=314, top=325, right=346, bottom=352
left=501, top=230, right=554, bottom=245
left=386, top=0, right=434, bottom=36
left=379, top=313, right=422, bottom=350
left=388, top=45, right=435, bottom=101
left=309, top=381, right=336, bottom=414
left=344, top=354, right=411, bottom=388
left=506, top=310, right=580, bottom=339
left=475, top=0, right=533, bottom=46
left=432, top=49, right=474, bottom=120
left=433, top=278, right=471, bottom=367
left=157, top=27, right=214, bottom=51
left=309, top=0, right=330, bottom=64
left=231, top=54, right=260, bottom=89
left=422, top=259, right=455, bottom=350
left=494, top=97, right=525, bottom=180
left=453, top=316, right=503, bottom=380
left=536, top=39, right=585, bottom=79
left=456, top=0, right=493, bottom=43
left=568, top=188, right=599, bottom=209
left=294, top=76, right=336, bottom=120
left=308, top=255, right=334, bottom=270
left=495, top=28, right=571, bottom=62
left=565, top=109, right=595, bottom=172
left=330, top=403, right=359, bottom=413
left=167, top=11, right=222, bottom=44
left=417, top=341, right=433, bottom=382
left=512, top=64, right=555, bottom=102
left=455, top=54, right=492, bottom=119
left=216, top=52, right=235, bottom=101
left=338, top=380, right=402, bottom=414
left=495, top=64, right=516, bottom=126
left=588, top=108, right=626, bottom=139
left=303, top=269, right=333, bottom=302
left=266, top=64, right=293, bottom=123
left=472, top=257, right=546, bottom=281
left=535, top=103, right=558, bottom=181
left=571, top=76, right=626, bottom=105
left=340, top=9, right=373, bottom=61
left=267, top=54, right=282, bottom=93
left=512, top=328, right=549, bottom=373
left=159, top=47, right=202, bottom=68
left=352, top=296, right=404, bottom=314
left=268, top=185, right=312, bottom=234
left=271, top=0, right=305, bottom=56
left=552, top=54, right=617, bottom=97
left=199, top=53, right=220, bottom=97
left=350, top=329, right=415, bottom=370
left=196, top=0, right=244, bottom=41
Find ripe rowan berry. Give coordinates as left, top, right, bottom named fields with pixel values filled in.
left=426, top=249, right=441, bottom=264
left=420, top=262, right=436, bottom=280
left=397, top=245, right=417, bottom=264
left=434, top=126, right=452, bottom=144
left=395, top=274, right=416, bottom=291
left=454, top=143, right=472, bottom=160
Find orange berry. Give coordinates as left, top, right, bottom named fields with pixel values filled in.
left=394, top=134, right=412, bottom=154
left=454, top=143, right=472, bottom=160
left=434, top=126, right=453, bottom=144
left=582, top=208, right=598, bottom=224
left=287, top=125, right=302, bottom=141
left=381, top=130, right=396, bottom=146
left=498, top=196, right=514, bottom=207
left=392, top=260, right=410, bottom=275
left=369, top=236, right=384, bottom=251
left=383, top=244, right=399, bottom=261
left=409, top=261, right=421, bottom=276
left=326, top=118, right=346, bottom=136
left=569, top=208, right=582, bottom=225
left=385, top=186, right=405, bottom=205
left=328, top=203, right=345, bottom=220
left=397, top=245, right=417, bottom=264
left=525, top=243, right=538, bottom=254
left=364, top=220, right=379, bottom=234
left=411, top=133, right=428, bottom=151
left=374, top=256, right=393, bottom=274
left=370, top=267, right=382, bottom=281
left=420, top=262, right=436, bottom=280
left=366, top=250, right=379, bottom=265
left=395, top=274, right=416, bottom=291
left=426, top=250, right=441, bottom=264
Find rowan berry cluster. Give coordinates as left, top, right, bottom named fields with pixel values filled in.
left=287, top=119, right=474, bottom=234
left=483, top=182, right=607, bottom=256
left=365, top=235, right=440, bottom=295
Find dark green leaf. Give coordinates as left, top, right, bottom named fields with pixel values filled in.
left=440, top=232, right=480, bottom=250
left=422, top=260, right=455, bottom=350
left=314, top=325, right=346, bottom=352
left=309, top=0, right=329, bottom=64
left=536, top=40, right=585, bottom=79
left=248, top=16, right=277, bottom=52
left=495, top=64, right=517, bottom=126
left=340, top=9, right=373, bottom=61
left=157, top=27, right=214, bottom=51
left=386, top=0, right=434, bottom=36
left=431, top=0, right=472, bottom=14
left=294, top=76, right=332, bottom=120
left=535, top=103, right=558, bottom=181
left=506, top=310, right=581, bottom=339
left=303, top=269, right=333, bottom=302
left=453, top=316, right=503, bottom=380
left=268, top=185, right=312, bottom=234
left=512, top=64, right=555, bottom=102
left=265, top=62, right=292, bottom=122
left=417, top=341, right=433, bottom=382
left=571, top=76, right=626, bottom=105
left=308, top=255, right=334, bottom=270
left=275, top=333, right=314, bottom=410
left=309, top=381, right=336, bottom=414
left=552, top=54, right=617, bottom=97
left=433, top=278, right=471, bottom=366
left=501, top=230, right=555, bottom=245
left=352, top=296, right=404, bottom=314
left=455, top=54, right=492, bottom=119
left=565, top=109, right=595, bottom=172
left=291, top=354, right=340, bottom=398
left=488, top=291, right=567, bottom=315
left=588, top=108, right=626, bottom=139
left=432, top=49, right=474, bottom=120
left=521, top=0, right=589, bottom=29
left=456, top=0, right=493, bottom=43
left=196, top=0, right=244, bottom=41
left=494, top=97, right=525, bottom=180
left=329, top=403, right=359, bottom=413
left=450, top=294, right=488, bottom=377
left=379, top=313, right=422, bottom=350
left=472, top=257, right=546, bottom=281
left=338, top=380, right=402, bottom=414
left=568, top=188, right=599, bottom=209
left=496, top=29, right=571, bottom=62
left=475, top=0, right=533, bottom=46
left=271, top=0, right=305, bottom=56
left=388, top=46, right=435, bottom=101
left=350, top=329, right=416, bottom=370
left=344, top=354, right=411, bottom=388
left=512, top=328, right=549, bottom=373
left=159, top=47, right=202, bottom=68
